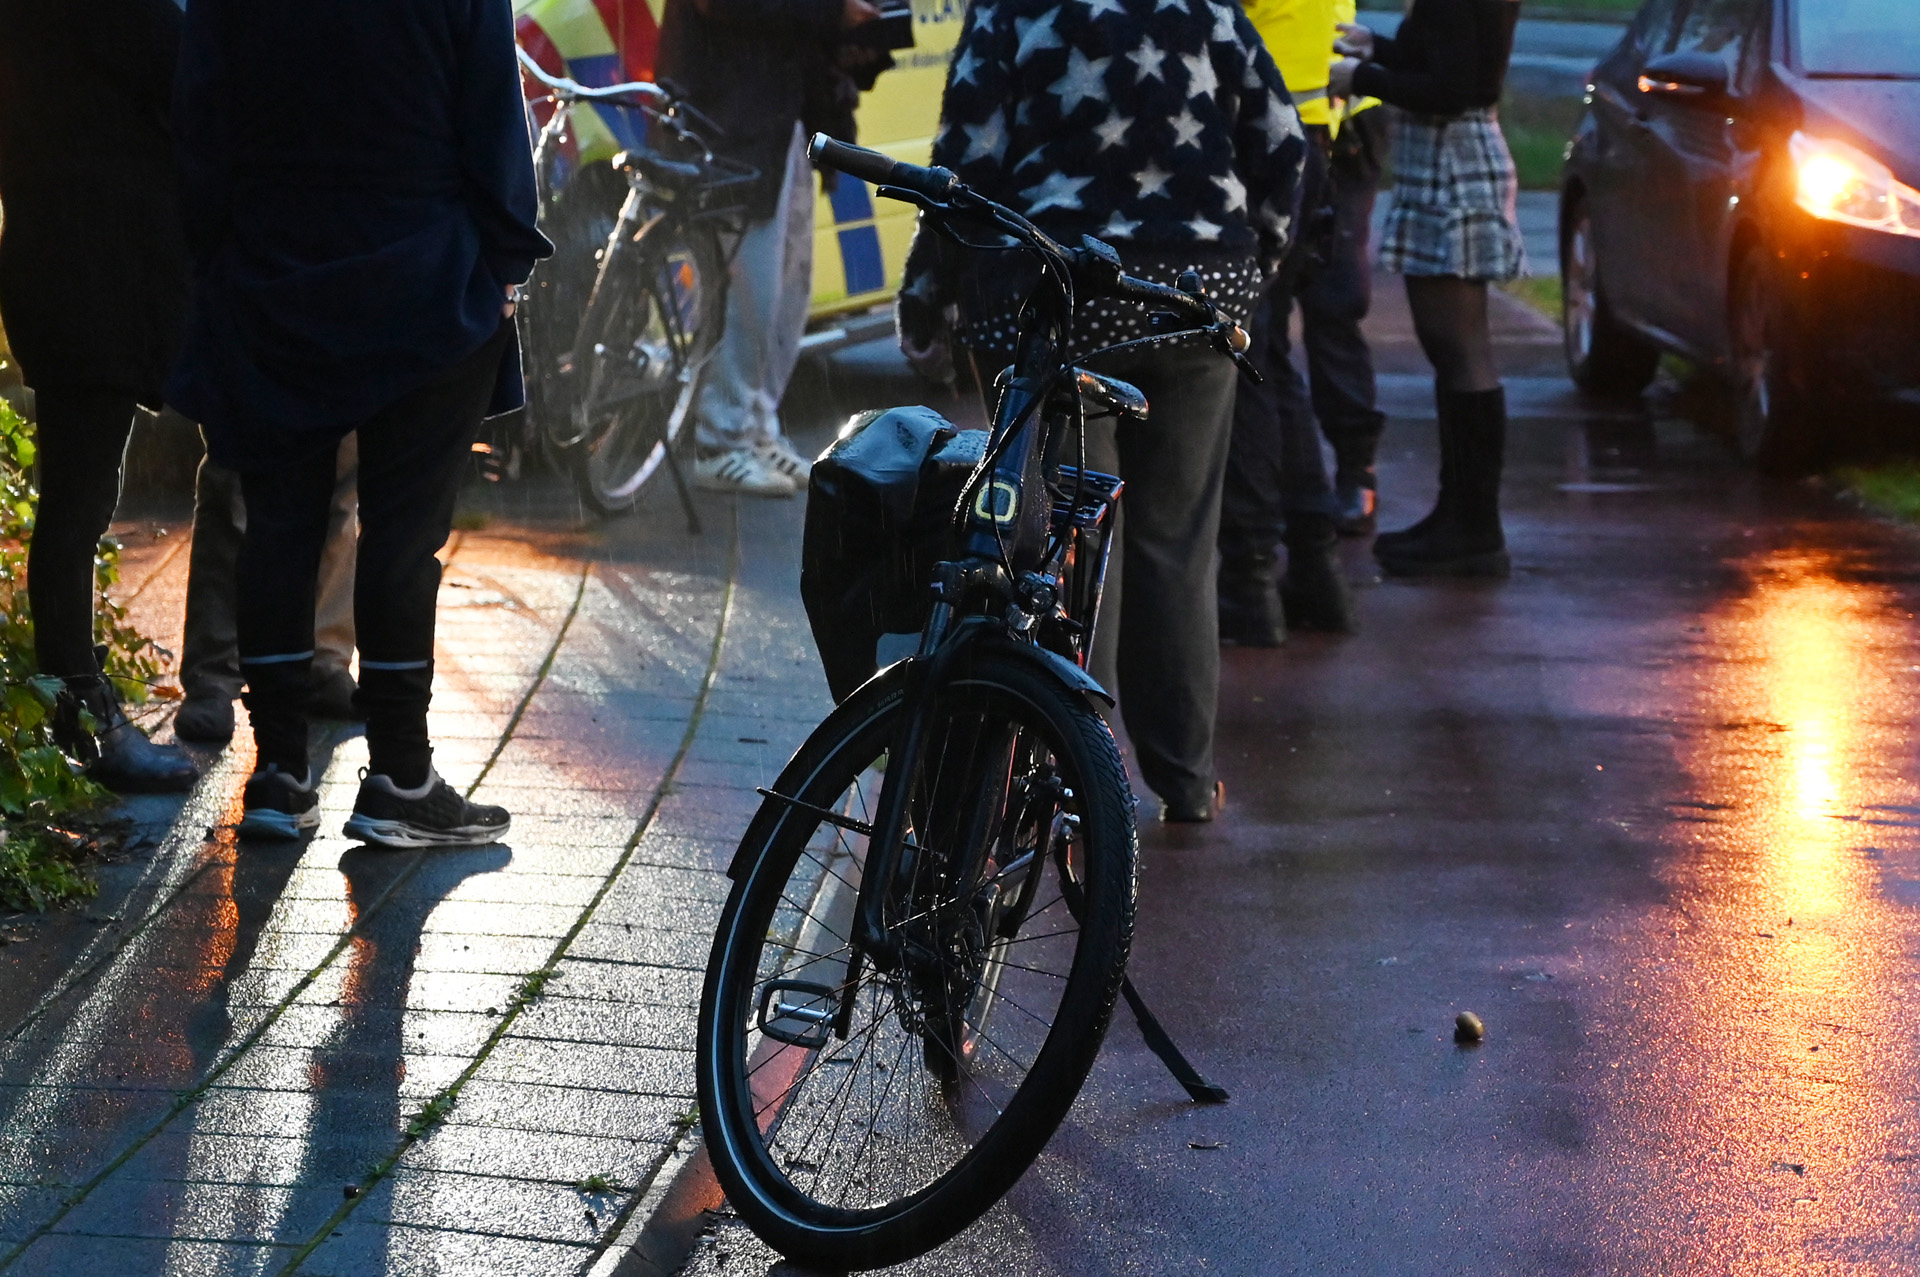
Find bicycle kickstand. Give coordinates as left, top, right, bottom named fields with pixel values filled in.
left=662, top=438, right=704, bottom=536
left=1121, top=975, right=1231, bottom=1105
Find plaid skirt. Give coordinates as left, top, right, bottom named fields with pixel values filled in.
left=1377, top=107, right=1527, bottom=281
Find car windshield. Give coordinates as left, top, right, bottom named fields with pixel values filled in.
left=1796, top=0, right=1920, bottom=78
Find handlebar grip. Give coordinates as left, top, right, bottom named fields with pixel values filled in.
left=1111, top=273, right=1214, bottom=324
left=808, top=133, right=958, bottom=202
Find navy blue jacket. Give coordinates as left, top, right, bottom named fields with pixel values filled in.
left=168, top=0, right=552, bottom=468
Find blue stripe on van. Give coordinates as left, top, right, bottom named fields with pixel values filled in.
left=837, top=226, right=886, bottom=295
left=828, top=178, right=876, bottom=225
left=569, top=53, right=648, bottom=150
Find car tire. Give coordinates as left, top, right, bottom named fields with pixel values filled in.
left=1561, top=194, right=1661, bottom=398
left=1729, top=248, right=1820, bottom=477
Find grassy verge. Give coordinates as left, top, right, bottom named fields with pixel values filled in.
left=1834, top=462, right=1920, bottom=524
left=1502, top=91, right=1585, bottom=191
left=1361, top=0, right=1636, bottom=17
left=1500, top=274, right=1564, bottom=324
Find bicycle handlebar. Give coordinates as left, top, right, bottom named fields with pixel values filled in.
left=808, top=135, right=958, bottom=204
left=517, top=46, right=667, bottom=106
left=806, top=132, right=1252, bottom=360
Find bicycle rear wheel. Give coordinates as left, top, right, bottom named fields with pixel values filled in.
left=698, top=649, right=1136, bottom=1271
left=570, top=222, right=724, bottom=516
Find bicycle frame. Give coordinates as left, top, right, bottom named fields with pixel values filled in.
left=800, top=138, right=1258, bottom=976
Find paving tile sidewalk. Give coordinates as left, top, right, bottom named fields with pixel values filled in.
left=0, top=485, right=831, bottom=1276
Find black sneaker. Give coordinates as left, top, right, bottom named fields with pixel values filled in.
left=239, top=765, right=320, bottom=839
left=343, top=771, right=511, bottom=848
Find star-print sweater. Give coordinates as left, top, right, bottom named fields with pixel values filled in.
left=897, top=0, right=1306, bottom=360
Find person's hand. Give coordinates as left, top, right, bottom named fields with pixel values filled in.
left=1328, top=55, right=1360, bottom=98
left=838, top=43, right=887, bottom=70
left=502, top=284, right=521, bottom=318
left=1333, top=22, right=1374, bottom=59
left=842, top=0, right=880, bottom=28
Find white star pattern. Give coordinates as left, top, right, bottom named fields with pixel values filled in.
left=962, top=111, right=1009, bottom=163
left=1257, top=94, right=1303, bottom=149
left=1188, top=216, right=1223, bottom=240
left=1181, top=51, right=1218, bottom=101
left=1014, top=9, right=1065, bottom=65
left=1081, top=0, right=1127, bottom=17
left=1013, top=142, right=1047, bottom=170
left=1049, top=48, right=1113, bottom=114
left=1021, top=171, right=1095, bottom=214
left=1170, top=108, right=1204, bottom=148
left=951, top=45, right=985, bottom=85
left=1094, top=111, right=1133, bottom=150
left=1127, top=36, right=1167, bottom=83
left=1242, top=62, right=1264, bottom=91
left=1211, top=172, right=1247, bottom=211
left=1154, top=0, right=1185, bottom=11
left=1135, top=161, right=1172, bottom=198
left=1101, top=212, right=1142, bottom=237
left=1209, top=1, right=1239, bottom=43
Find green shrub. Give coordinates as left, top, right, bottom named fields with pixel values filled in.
left=0, top=398, right=165, bottom=912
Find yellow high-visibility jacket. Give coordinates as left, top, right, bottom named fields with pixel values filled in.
left=1244, top=0, right=1378, bottom=131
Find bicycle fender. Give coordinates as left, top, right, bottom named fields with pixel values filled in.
left=979, top=638, right=1116, bottom=711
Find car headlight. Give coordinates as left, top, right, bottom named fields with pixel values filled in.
left=1791, top=131, right=1920, bottom=238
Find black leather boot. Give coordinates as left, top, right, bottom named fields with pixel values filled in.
left=55, top=675, right=200, bottom=793
left=1280, top=512, right=1354, bottom=632
left=1374, top=387, right=1510, bottom=579
left=1217, top=548, right=1286, bottom=647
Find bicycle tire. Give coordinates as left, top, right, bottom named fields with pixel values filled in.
left=570, top=220, right=726, bottom=516
left=522, top=161, right=627, bottom=462
left=697, top=648, right=1136, bottom=1271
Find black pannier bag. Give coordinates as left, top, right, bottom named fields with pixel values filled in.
left=801, top=407, right=988, bottom=703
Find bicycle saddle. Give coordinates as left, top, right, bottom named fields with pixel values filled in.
left=612, top=148, right=703, bottom=189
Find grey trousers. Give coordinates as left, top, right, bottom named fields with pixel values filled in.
left=1083, top=345, right=1238, bottom=813
left=181, top=433, right=357, bottom=701
left=692, top=123, right=814, bottom=452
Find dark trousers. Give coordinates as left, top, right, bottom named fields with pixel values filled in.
left=1220, top=114, right=1386, bottom=558
left=1301, top=113, right=1386, bottom=481
left=1083, top=344, right=1238, bottom=813
left=182, top=435, right=358, bottom=702
left=237, top=326, right=508, bottom=782
left=28, top=384, right=136, bottom=678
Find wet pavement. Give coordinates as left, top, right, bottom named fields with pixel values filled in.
left=677, top=290, right=1920, bottom=1275
left=11, top=272, right=1920, bottom=1275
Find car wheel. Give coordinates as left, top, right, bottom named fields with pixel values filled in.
left=1729, top=249, right=1819, bottom=476
left=1561, top=195, right=1660, bottom=398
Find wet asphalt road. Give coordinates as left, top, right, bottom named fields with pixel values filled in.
left=681, top=287, right=1920, bottom=1275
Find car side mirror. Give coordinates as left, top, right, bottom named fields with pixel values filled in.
left=1638, top=50, right=1729, bottom=100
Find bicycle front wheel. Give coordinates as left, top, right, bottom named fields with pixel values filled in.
left=697, top=649, right=1137, bottom=1271
left=571, top=223, right=725, bottom=515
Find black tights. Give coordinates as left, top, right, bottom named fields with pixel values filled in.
left=28, top=385, right=136, bottom=678
left=1404, top=275, right=1500, bottom=393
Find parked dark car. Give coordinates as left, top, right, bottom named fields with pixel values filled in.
left=1560, top=0, right=1920, bottom=471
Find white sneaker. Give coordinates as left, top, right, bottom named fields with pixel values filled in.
left=755, top=435, right=815, bottom=485
left=691, top=448, right=799, bottom=497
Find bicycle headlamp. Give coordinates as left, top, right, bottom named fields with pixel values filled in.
left=1791, top=131, right=1920, bottom=238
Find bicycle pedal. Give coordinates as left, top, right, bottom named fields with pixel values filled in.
left=758, top=979, right=840, bottom=1050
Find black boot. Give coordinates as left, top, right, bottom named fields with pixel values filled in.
left=1280, top=512, right=1354, bottom=632
left=54, top=675, right=200, bottom=793
left=1217, top=549, right=1286, bottom=647
left=1331, top=468, right=1377, bottom=538
left=1374, top=387, right=1510, bottom=578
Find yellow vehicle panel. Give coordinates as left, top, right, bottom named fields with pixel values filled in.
left=516, top=0, right=960, bottom=319
left=810, top=0, right=966, bottom=318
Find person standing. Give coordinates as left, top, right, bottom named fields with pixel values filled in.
left=658, top=0, right=879, bottom=497
left=1331, top=0, right=1524, bottom=577
left=899, top=0, right=1306, bottom=821
left=1217, top=0, right=1352, bottom=645
left=169, top=0, right=552, bottom=842
left=0, top=0, right=199, bottom=792
left=1309, top=0, right=1389, bottom=536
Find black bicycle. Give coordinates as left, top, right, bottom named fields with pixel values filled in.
left=515, top=51, right=756, bottom=522
left=696, top=135, right=1254, bottom=1271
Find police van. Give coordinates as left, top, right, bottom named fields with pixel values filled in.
left=512, top=0, right=963, bottom=321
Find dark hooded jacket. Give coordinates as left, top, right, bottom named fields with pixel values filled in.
left=0, top=0, right=189, bottom=406
left=167, top=0, right=552, bottom=468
